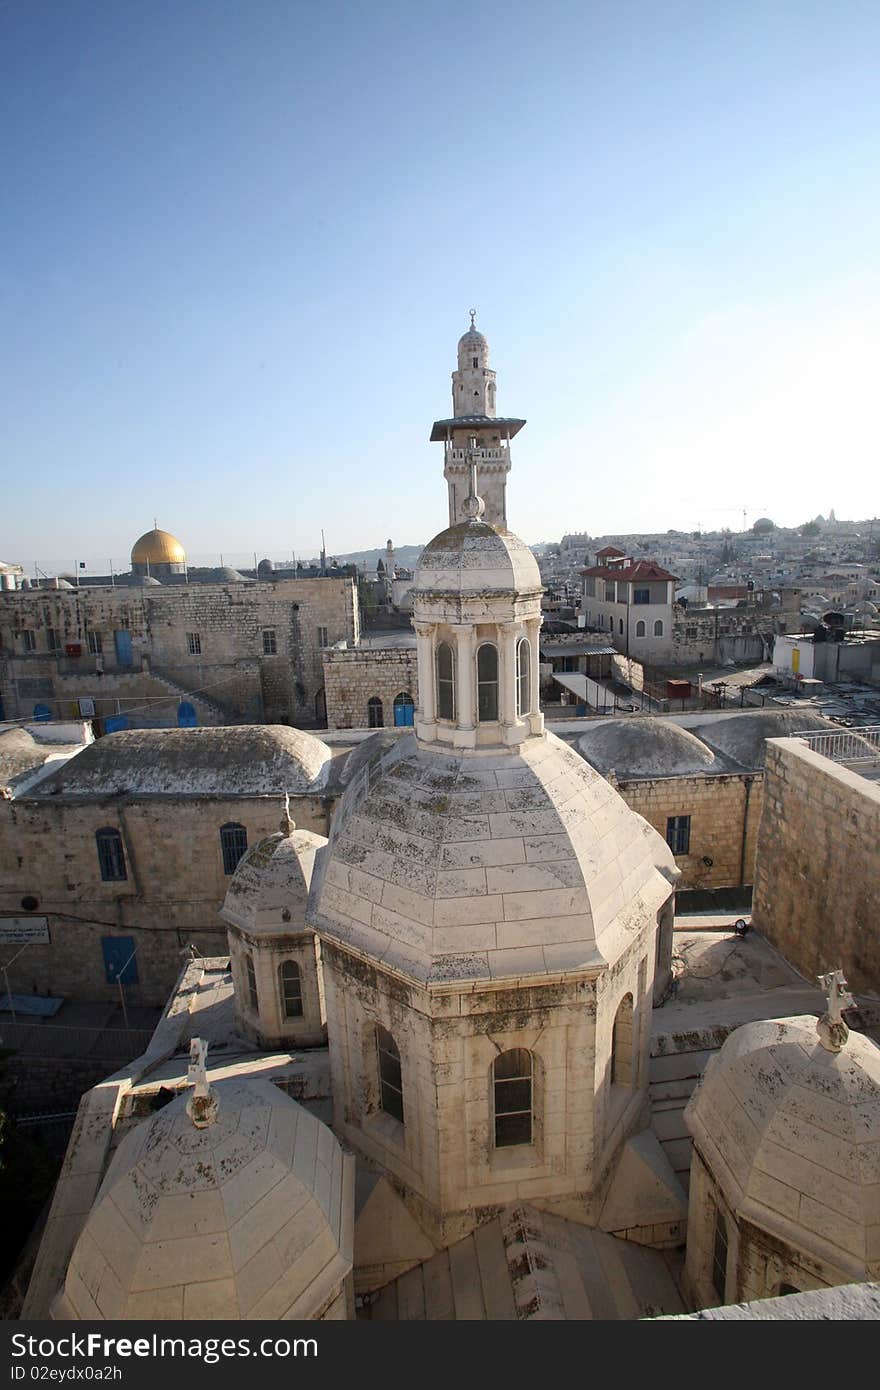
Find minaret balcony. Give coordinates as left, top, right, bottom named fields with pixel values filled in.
left=444, top=444, right=510, bottom=467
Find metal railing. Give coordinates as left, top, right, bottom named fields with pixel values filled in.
left=791, top=725, right=880, bottom=764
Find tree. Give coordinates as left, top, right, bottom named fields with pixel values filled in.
left=800, top=520, right=821, bottom=537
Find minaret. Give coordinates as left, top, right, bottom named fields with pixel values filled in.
left=431, top=311, right=526, bottom=529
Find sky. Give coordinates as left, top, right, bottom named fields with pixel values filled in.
left=2, top=0, right=879, bottom=574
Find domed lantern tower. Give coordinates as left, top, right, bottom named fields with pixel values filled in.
left=308, top=320, right=678, bottom=1250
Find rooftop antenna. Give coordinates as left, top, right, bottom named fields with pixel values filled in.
left=321, top=529, right=327, bottom=577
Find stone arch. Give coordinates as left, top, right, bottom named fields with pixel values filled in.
left=516, top=636, right=531, bottom=717
left=436, top=641, right=455, bottom=720
left=654, top=619, right=664, bottom=637
left=367, top=696, right=384, bottom=728
left=393, top=690, right=415, bottom=727
left=635, top=620, right=646, bottom=637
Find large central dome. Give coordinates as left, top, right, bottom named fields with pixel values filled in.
left=308, top=729, right=676, bottom=986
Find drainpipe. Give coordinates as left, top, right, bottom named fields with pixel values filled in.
left=739, top=776, right=754, bottom=886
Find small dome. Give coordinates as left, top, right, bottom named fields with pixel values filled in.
left=414, top=520, right=542, bottom=596
left=131, top=527, right=186, bottom=566
left=578, top=718, right=718, bottom=778
left=55, top=1076, right=352, bottom=1320
left=691, top=710, right=839, bottom=770
left=221, top=827, right=327, bottom=935
left=685, top=1017, right=880, bottom=1276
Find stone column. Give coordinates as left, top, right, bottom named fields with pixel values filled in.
left=415, top=623, right=437, bottom=742
left=500, top=627, right=518, bottom=729
left=455, top=625, right=476, bottom=731
left=527, top=619, right=544, bottom=735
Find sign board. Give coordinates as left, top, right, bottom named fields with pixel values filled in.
left=78, top=697, right=96, bottom=716
left=0, top=916, right=50, bottom=945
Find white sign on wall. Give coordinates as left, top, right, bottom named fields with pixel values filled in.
left=0, top=916, right=50, bottom=946
left=78, top=697, right=96, bottom=716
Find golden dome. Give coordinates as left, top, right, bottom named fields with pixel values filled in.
left=130, top=527, right=186, bottom=566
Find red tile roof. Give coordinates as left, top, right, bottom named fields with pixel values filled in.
left=595, top=546, right=626, bottom=557
left=580, top=559, right=678, bottom=582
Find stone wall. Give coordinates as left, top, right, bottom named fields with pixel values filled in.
left=0, top=578, right=359, bottom=727
left=323, top=645, right=419, bottom=730
left=752, top=737, right=880, bottom=994
left=616, top=773, right=763, bottom=890
left=0, top=792, right=333, bottom=1005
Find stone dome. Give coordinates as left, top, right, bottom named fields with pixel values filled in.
left=307, top=729, right=677, bottom=985
left=685, top=1016, right=880, bottom=1277
left=131, top=527, right=186, bottom=567
left=54, top=1076, right=353, bottom=1320
left=578, top=717, right=719, bottom=779
left=221, top=826, right=327, bottom=936
left=457, top=325, right=489, bottom=362
left=414, top=520, right=542, bottom=597
left=35, top=725, right=333, bottom=796
left=691, top=710, right=838, bottom=771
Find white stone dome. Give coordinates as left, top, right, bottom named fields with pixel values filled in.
left=307, top=729, right=676, bottom=985
left=55, top=1076, right=352, bottom=1320
left=221, top=827, right=327, bottom=936
left=578, top=717, right=718, bottom=778
left=685, top=1016, right=880, bottom=1277
left=414, top=519, right=542, bottom=597
left=457, top=326, right=489, bottom=368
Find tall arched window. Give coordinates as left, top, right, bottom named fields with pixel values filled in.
left=516, top=637, right=531, bottom=717
left=436, top=641, right=455, bottom=720
left=96, top=827, right=127, bottom=882
left=376, top=1024, right=404, bottom=1123
left=619, top=618, right=624, bottom=635
left=611, top=993, right=634, bottom=1086
left=279, top=960, right=303, bottom=1018
left=245, top=953, right=258, bottom=1013
left=635, top=620, right=646, bottom=637
left=367, top=696, right=384, bottom=728
left=712, top=1203, right=729, bottom=1301
left=477, top=643, right=498, bottom=721
left=493, top=1049, right=533, bottom=1147
left=654, top=620, right=664, bottom=637
left=220, top=822, right=248, bottom=875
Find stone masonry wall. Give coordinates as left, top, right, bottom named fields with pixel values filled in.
left=323, top=646, right=419, bottom=730
left=617, top=773, right=763, bottom=889
left=752, top=738, right=880, bottom=994
left=0, top=791, right=333, bottom=1005
left=0, top=578, right=358, bottom=727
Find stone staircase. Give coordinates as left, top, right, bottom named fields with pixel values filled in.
left=147, top=666, right=231, bottom=725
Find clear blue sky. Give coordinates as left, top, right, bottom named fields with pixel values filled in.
left=2, top=0, right=879, bottom=573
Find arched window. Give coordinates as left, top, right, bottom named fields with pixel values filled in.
left=220, top=822, right=248, bottom=875
left=96, top=827, right=127, bottom=882
left=367, top=696, right=384, bottom=728
left=279, top=960, right=303, bottom=1018
left=619, top=618, right=624, bottom=635
left=245, top=953, right=258, bottom=1013
left=611, top=993, right=634, bottom=1086
left=635, top=620, right=646, bottom=637
left=654, top=620, right=664, bottom=637
left=436, top=641, right=455, bottom=720
left=516, top=638, right=531, bottom=717
left=477, top=643, right=498, bottom=721
left=393, top=691, right=415, bottom=727
left=493, top=1049, right=533, bottom=1147
left=376, top=1024, right=404, bottom=1123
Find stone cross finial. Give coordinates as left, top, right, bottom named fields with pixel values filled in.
left=280, top=791, right=295, bottom=836
left=462, top=455, right=485, bottom=521
left=816, top=969, right=855, bottom=1052
left=186, top=1037, right=219, bottom=1127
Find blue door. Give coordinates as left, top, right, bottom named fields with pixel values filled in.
left=177, top=701, right=198, bottom=727
left=102, top=936, right=138, bottom=985
left=33, top=703, right=52, bottom=721
left=393, top=692, right=415, bottom=727
left=114, top=630, right=132, bottom=667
